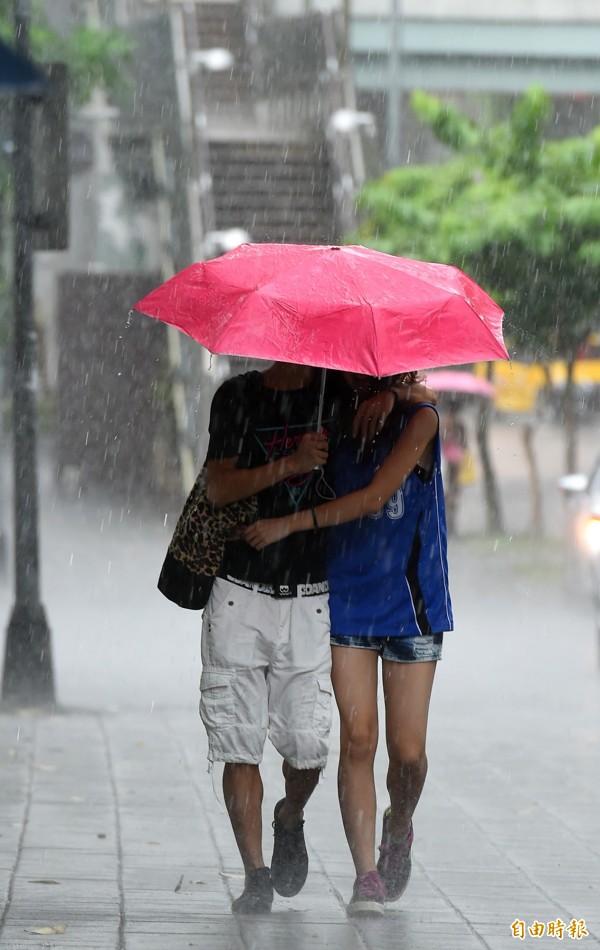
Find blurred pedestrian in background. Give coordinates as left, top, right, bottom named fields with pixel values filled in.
left=441, top=405, right=469, bottom=536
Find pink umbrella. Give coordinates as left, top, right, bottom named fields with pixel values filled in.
left=424, top=370, right=495, bottom=398
left=132, top=243, right=508, bottom=377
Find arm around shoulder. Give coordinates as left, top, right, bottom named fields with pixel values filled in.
left=313, top=404, right=439, bottom=525
left=247, top=405, right=439, bottom=542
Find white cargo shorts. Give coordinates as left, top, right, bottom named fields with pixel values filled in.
left=199, top=577, right=332, bottom=769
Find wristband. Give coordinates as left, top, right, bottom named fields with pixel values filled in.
left=311, top=507, right=319, bottom=530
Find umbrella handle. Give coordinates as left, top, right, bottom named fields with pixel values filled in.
left=314, top=367, right=328, bottom=472
left=316, top=368, right=327, bottom=432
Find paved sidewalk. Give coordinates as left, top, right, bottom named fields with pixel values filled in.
left=1, top=423, right=600, bottom=949
left=2, top=540, right=600, bottom=950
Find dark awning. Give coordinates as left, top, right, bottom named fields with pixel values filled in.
left=0, top=38, right=48, bottom=95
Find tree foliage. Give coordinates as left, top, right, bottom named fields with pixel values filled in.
left=353, top=87, right=600, bottom=362
left=0, top=2, right=134, bottom=104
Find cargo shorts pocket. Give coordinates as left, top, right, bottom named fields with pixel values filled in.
left=199, top=669, right=235, bottom=730
left=312, top=677, right=333, bottom=738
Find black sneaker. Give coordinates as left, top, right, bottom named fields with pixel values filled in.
left=231, top=867, right=273, bottom=915
left=271, top=798, right=309, bottom=897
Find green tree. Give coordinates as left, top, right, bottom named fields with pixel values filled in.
left=352, top=87, right=600, bottom=534
left=0, top=1, right=134, bottom=105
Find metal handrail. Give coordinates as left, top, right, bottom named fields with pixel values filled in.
left=319, top=11, right=368, bottom=240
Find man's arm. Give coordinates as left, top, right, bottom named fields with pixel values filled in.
left=205, top=432, right=328, bottom=507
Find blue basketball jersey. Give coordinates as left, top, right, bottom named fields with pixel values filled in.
left=328, top=404, right=453, bottom=638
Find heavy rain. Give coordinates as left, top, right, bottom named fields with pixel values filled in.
left=1, top=0, right=599, bottom=947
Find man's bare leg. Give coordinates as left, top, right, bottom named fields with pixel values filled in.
left=270, top=762, right=321, bottom=897
left=223, top=763, right=265, bottom=871
left=276, top=761, right=321, bottom=826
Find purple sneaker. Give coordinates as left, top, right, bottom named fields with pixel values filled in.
left=347, top=870, right=386, bottom=917
left=377, top=809, right=413, bottom=901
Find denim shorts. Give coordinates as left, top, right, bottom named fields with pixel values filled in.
left=330, top=632, right=443, bottom=663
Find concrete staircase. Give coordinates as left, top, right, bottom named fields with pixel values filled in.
left=177, top=0, right=337, bottom=246
left=208, top=139, right=335, bottom=244
left=191, top=1, right=251, bottom=106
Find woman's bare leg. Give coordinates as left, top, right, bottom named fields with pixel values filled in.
left=382, top=659, right=437, bottom=836
left=332, top=645, right=380, bottom=875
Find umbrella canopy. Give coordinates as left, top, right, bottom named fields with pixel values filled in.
left=132, top=243, right=509, bottom=376
left=425, top=370, right=495, bottom=398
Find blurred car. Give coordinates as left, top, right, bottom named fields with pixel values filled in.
left=558, top=458, right=600, bottom=641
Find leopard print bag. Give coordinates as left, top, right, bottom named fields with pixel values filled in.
left=158, top=467, right=258, bottom=609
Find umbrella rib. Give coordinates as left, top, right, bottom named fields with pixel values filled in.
left=344, top=260, right=379, bottom=376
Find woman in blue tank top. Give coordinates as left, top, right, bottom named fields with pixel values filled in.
left=244, top=371, right=453, bottom=918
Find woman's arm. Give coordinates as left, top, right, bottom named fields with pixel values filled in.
left=243, top=406, right=438, bottom=550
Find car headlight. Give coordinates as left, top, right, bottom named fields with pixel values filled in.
left=581, top=515, right=600, bottom=556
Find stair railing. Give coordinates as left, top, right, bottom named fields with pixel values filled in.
left=164, top=1, right=221, bottom=484
left=319, top=11, right=370, bottom=241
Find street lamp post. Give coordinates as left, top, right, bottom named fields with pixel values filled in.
left=1, top=0, right=55, bottom=708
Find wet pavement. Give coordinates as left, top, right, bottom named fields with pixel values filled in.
left=1, top=420, right=599, bottom=949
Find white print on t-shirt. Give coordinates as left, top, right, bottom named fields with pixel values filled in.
left=368, top=487, right=405, bottom=521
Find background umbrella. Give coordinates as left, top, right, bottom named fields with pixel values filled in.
left=132, top=243, right=509, bottom=424
left=424, top=370, right=495, bottom=398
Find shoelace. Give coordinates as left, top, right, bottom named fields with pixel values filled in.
left=273, top=817, right=305, bottom=838
left=356, top=871, right=386, bottom=900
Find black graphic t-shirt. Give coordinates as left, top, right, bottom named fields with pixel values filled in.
left=205, top=370, right=338, bottom=587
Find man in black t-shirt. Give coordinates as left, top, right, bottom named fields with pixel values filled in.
left=201, top=361, right=335, bottom=914
left=206, top=366, right=336, bottom=590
